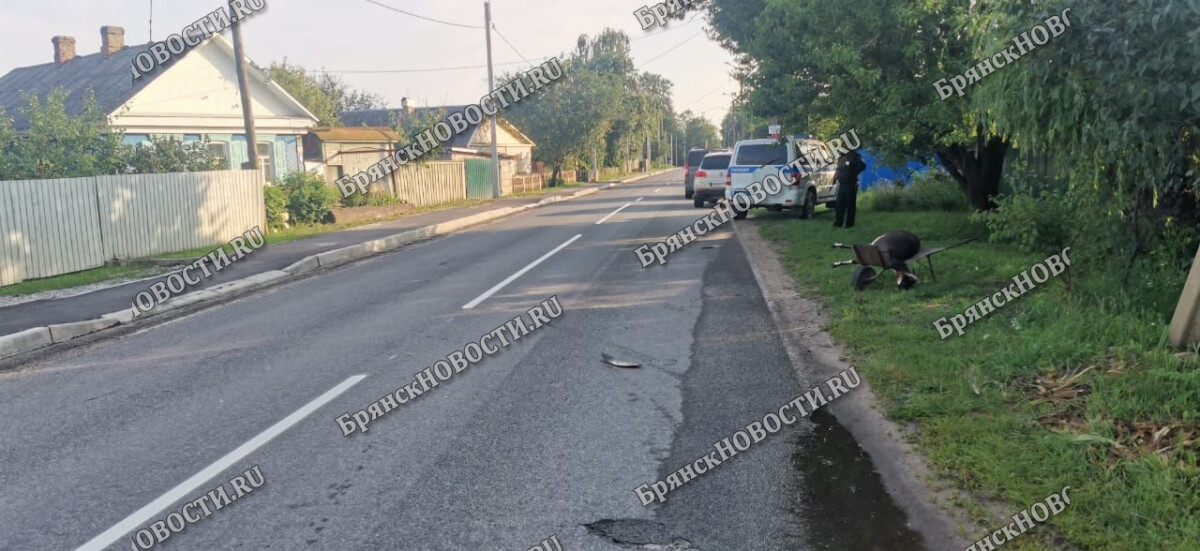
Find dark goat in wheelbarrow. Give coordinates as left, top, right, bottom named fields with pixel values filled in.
left=831, top=230, right=976, bottom=290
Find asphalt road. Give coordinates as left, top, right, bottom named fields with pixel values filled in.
left=0, top=169, right=926, bottom=550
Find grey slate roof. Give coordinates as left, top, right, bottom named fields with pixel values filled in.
left=341, top=107, right=479, bottom=149
left=0, top=43, right=168, bottom=131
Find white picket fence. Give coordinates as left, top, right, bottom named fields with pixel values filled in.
left=0, top=170, right=265, bottom=286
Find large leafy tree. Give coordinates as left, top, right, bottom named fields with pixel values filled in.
left=686, top=0, right=1008, bottom=210
left=269, top=61, right=386, bottom=126
left=504, top=30, right=680, bottom=182
left=969, top=0, right=1200, bottom=259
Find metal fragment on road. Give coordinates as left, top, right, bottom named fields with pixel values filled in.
left=602, top=353, right=641, bottom=369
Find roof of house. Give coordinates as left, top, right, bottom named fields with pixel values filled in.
left=0, top=45, right=161, bottom=130
left=0, top=34, right=318, bottom=131
left=310, top=126, right=401, bottom=143
left=341, top=106, right=535, bottom=149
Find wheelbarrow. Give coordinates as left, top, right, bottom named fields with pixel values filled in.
left=831, top=231, right=976, bottom=290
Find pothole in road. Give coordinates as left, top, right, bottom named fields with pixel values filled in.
left=584, top=519, right=704, bottom=550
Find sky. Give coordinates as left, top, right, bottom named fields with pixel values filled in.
left=0, top=0, right=739, bottom=127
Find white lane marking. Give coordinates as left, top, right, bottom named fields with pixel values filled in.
left=635, top=197, right=644, bottom=202
left=654, top=188, right=661, bottom=192
left=595, top=203, right=633, bottom=225
left=462, top=234, right=583, bottom=310
left=75, top=375, right=368, bottom=551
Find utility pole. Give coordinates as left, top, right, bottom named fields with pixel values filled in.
left=229, top=1, right=258, bottom=170
left=484, top=1, right=502, bottom=198
left=645, top=130, right=651, bottom=172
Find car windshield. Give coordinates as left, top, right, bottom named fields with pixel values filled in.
left=700, top=155, right=731, bottom=169
left=687, top=150, right=710, bottom=166
left=735, top=143, right=788, bottom=166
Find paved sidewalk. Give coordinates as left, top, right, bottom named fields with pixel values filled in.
left=0, top=178, right=667, bottom=338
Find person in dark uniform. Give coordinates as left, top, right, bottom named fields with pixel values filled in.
left=833, top=150, right=866, bottom=228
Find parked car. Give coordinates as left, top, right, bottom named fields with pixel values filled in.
left=683, top=148, right=712, bottom=199
left=692, top=150, right=731, bottom=208
left=725, top=137, right=837, bottom=219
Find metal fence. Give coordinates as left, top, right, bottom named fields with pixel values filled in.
left=464, top=159, right=493, bottom=199
left=0, top=170, right=266, bottom=286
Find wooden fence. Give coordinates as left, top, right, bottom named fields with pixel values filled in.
left=388, top=161, right=467, bottom=207
left=0, top=170, right=265, bottom=286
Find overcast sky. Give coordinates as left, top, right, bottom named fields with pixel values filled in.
left=1, top=0, right=738, bottom=126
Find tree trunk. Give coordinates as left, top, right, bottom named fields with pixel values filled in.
left=551, top=166, right=561, bottom=187
left=935, top=131, right=1010, bottom=211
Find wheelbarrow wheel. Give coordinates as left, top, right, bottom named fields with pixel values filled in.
left=851, top=266, right=878, bottom=290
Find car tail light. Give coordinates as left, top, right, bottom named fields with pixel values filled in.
left=725, top=172, right=732, bottom=187
left=696, top=170, right=707, bottom=178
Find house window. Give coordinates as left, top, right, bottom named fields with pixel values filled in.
left=123, top=134, right=150, bottom=147
left=257, top=143, right=276, bottom=181
left=208, top=141, right=230, bottom=169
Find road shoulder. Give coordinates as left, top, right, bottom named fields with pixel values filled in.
left=734, top=219, right=973, bottom=550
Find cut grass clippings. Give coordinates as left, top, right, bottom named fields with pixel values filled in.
left=755, top=205, right=1200, bottom=550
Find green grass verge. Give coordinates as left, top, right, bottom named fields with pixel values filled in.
left=756, top=205, right=1200, bottom=550
left=0, top=265, right=163, bottom=297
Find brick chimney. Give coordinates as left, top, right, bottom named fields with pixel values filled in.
left=52, top=36, right=76, bottom=65
left=101, top=26, right=124, bottom=56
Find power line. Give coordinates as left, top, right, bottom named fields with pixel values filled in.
left=631, top=10, right=703, bottom=41
left=315, top=58, right=548, bottom=74
left=491, top=24, right=531, bottom=65
left=362, top=0, right=484, bottom=29
left=638, top=31, right=704, bottom=68
left=679, top=83, right=735, bottom=110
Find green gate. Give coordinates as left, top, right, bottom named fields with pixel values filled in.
left=465, top=159, right=493, bottom=199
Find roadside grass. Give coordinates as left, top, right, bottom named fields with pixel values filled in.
left=756, top=206, right=1200, bottom=549
left=0, top=265, right=163, bottom=297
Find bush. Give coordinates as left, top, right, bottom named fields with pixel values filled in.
left=264, top=184, right=287, bottom=229
left=861, top=181, right=907, bottom=211
left=861, top=171, right=966, bottom=212
left=907, top=171, right=967, bottom=211
left=279, top=172, right=338, bottom=224
left=338, top=188, right=402, bottom=208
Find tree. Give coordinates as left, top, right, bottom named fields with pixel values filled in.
left=269, top=61, right=386, bottom=126
left=0, top=88, right=236, bottom=181
left=684, top=0, right=1008, bottom=210
left=505, top=60, right=619, bottom=184
left=122, top=136, right=223, bottom=174
left=0, top=89, right=125, bottom=179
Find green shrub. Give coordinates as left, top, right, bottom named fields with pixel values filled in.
left=279, top=172, right=338, bottom=224
left=907, top=171, right=967, bottom=211
left=340, top=189, right=369, bottom=208
left=861, top=172, right=966, bottom=212
left=975, top=188, right=1073, bottom=256
left=861, top=181, right=907, bottom=212
left=264, top=184, right=288, bottom=229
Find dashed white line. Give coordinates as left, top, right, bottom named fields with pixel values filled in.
left=654, top=188, right=661, bottom=192
left=75, top=374, right=368, bottom=551
left=463, top=234, right=583, bottom=309
left=635, top=197, right=644, bottom=202
left=596, top=203, right=633, bottom=225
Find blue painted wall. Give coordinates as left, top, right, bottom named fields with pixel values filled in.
left=858, top=150, right=932, bottom=191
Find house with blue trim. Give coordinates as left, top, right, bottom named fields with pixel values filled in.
left=0, top=25, right=319, bottom=180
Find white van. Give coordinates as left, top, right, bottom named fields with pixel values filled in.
left=725, top=137, right=837, bottom=219
left=693, top=150, right=731, bottom=208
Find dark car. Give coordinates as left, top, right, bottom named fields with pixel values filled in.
left=683, top=148, right=712, bottom=199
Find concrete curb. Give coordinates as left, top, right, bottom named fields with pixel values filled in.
left=0, top=171, right=677, bottom=362
left=0, top=328, right=53, bottom=359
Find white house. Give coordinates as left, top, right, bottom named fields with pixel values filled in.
left=0, top=26, right=319, bottom=180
